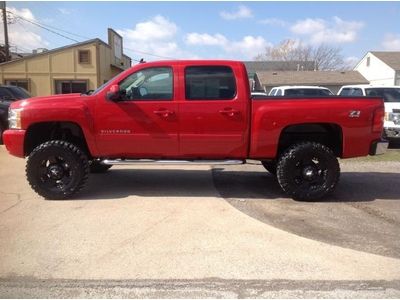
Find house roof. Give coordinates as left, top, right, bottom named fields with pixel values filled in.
left=371, top=51, right=400, bottom=70
left=257, top=70, right=369, bottom=87
left=243, top=60, right=315, bottom=73
left=0, top=38, right=132, bottom=66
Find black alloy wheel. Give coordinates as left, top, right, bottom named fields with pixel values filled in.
left=276, top=142, right=340, bottom=201
left=26, top=140, right=89, bottom=200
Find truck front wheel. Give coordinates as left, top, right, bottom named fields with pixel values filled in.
left=276, top=142, right=340, bottom=201
left=26, top=140, right=89, bottom=200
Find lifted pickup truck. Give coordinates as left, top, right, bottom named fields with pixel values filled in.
left=3, top=60, right=387, bottom=201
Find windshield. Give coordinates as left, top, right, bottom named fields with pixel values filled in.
left=365, top=88, right=400, bottom=103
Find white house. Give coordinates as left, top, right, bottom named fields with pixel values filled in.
left=355, top=52, right=400, bottom=86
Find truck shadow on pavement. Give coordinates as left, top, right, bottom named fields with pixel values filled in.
left=78, top=167, right=400, bottom=202
left=78, top=167, right=400, bottom=258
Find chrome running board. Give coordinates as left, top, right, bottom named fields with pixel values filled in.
left=101, top=159, right=245, bottom=166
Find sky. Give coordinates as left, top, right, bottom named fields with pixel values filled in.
left=3, top=1, right=400, bottom=67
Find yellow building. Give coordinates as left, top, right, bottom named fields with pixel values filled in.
left=0, top=29, right=131, bottom=96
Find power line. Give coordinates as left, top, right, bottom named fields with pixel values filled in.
left=123, top=47, right=176, bottom=60
left=8, top=42, right=31, bottom=53
left=9, top=11, right=91, bottom=41
left=8, top=11, right=80, bottom=43
left=8, top=10, right=175, bottom=62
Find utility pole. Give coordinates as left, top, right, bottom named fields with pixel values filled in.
left=1, top=1, right=9, bottom=62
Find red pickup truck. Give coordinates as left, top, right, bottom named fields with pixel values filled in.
left=3, top=60, right=387, bottom=201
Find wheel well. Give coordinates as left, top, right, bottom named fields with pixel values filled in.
left=278, top=123, right=343, bottom=157
left=24, top=122, right=91, bottom=157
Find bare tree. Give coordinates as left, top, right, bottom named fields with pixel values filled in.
left=255, top=39, right=349, bottom=71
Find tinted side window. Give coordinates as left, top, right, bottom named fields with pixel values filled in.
left=269, top=88, right=276, bottom=96
left=119, top=67, right=173, bottom=101
left=339, top=88, right=362, bottom=96
left=339, top=88, right=351, bottom=96
left=0, top=87, right=13, bottom=100
left=185, top=66, right=236, bottom=100
left=366, top=88, right=400, bottom=102
left=285, top=89, right=319, bottom=96
left=320, top=89, right=333, bottom=96
left=352, top=88, right=363, bottom=96
left=276, top=89, right=282, bottom=96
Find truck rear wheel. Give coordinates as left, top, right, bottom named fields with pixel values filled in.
left=26, top=140, right=89, bottom=200
left=276, top=142, right=340, bottom=201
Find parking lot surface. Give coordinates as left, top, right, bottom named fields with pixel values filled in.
left=0, top=146, right=399, bottom=298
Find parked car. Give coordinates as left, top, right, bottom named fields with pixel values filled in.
left=338, top=85, right=400, bottom=142
left=3, top=60, right=386, bottom=201
left=269, top=86, right=334, bottom=96
left=0, top=85, right=31, bottom=143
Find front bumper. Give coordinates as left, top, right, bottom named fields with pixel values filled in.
left=369, top=139, right=389, bottom=156
left=3, top=129, right=26, bottom=158
left=383, top=127, right=400, bottom=140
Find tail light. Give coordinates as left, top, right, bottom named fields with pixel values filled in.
left=372, top=107, right=384, bottom=133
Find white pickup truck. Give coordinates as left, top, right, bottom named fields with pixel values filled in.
left=338, top=85, right=400, bottom=142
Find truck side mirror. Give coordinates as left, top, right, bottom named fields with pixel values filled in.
left=106, top=84, right=121, bottom=101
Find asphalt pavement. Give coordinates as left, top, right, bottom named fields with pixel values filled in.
left=0, top=145, right=399, bottom=298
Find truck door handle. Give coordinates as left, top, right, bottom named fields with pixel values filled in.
left=153, top=109, right=174, bottom=117
left=219, top=108, right=239, bottom=117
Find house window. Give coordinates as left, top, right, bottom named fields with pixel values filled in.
left=366, top=57, right=370, bottom=67
left=78, top=50, right=90, bottom=64
left=5, top=79, right=30, bottom=92
left=55, top=80, right=88, bottom=94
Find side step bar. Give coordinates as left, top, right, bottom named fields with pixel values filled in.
left=101, top=159, right=245, bottom=166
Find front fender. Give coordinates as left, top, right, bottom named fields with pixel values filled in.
left=21, top=104, right=99, bottom=156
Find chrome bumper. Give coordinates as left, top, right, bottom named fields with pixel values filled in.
left=369, top=140, right=389, bottom=155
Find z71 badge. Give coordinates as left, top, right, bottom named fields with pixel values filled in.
left=349, top=110, right=361, bottom=118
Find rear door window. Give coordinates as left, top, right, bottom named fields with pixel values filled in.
left=185, top=66, right=236, bottom=100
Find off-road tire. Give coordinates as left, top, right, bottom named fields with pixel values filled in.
left=26, top=140, right=89, bottom=200
left=90, top=161, right=112, bottom=173
left=276, top=142, right=340, bottom=201
left=261, top=160, right=277, bottom=175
